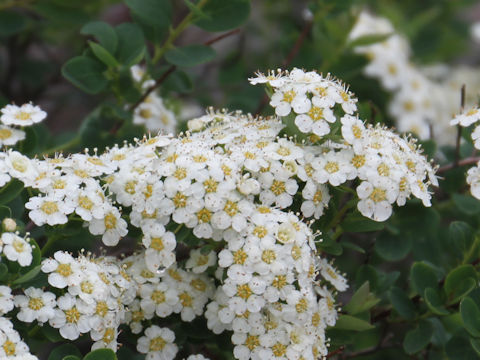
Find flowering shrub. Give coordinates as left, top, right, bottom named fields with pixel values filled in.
left=0, top=1, right=480, bottom=360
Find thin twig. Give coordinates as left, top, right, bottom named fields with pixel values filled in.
left=454, top=85, right=466, bottom=167
left=128, top=29, right=242, bottom=113
left=255, top=20, right=313, bottom=115
left=436, top=156, right=480, bottom=174
left=326, top=346, right=345, bottom=359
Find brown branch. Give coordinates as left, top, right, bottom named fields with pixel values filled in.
left=255, top=20, right=313, bottom=115
left=326, top=346, right=345, bottom=359
left=436, top=156, right=480, bottom=174
left=454, top=85, right=466, bottom=166
left=128, top=28, right=242, bottom=114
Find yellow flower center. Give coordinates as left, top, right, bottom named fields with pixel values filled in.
left=28, top=297, right=44, bottom=310
left=224, top=200, right=238, bottom=216
left=173, top=192, right=187, bottom=208
left=272, top=275, right=287, bottom=289
left=369, top=188, right=387, bottom=203
left=270, top=180, right=286, bottom=196
left=40, top=201, right=58, bottom=215
left=96, top=301, right=108, bottom=317
left=150, top=237, right=165, bottom=251
left=377, top=163, right=390, bottom=176
left=80, top=281, right=94, bottom=294
left=308, top=106, right=324, bottom=121
left=352, top=125, right=363, bottom=139
left=56, top=263, right=73, bottom=277
left=272, top=343, right=287, bottom=357
left=15, top=111, right=32, bottom=121
left=261, top=249, right=276, bottom=264
left=139, top=109, right=152, bottom=119
left=102, top=328, right=115, bottom=344
left=65, top=307, right=80, bottom=323
left=236, top=284, right=252, bottom=299
left=313, top=190, right=323, bottom=204
left=245, top=335, right=260, bottom=350
left=0, top=128, right=12, bottom=139
left=179, top=292, right=193, bottom=307
left=282, top=90, right=296, bottom=103
left=78, top=196, right=94, bottom=210
left=151, top=290, right=166, bottom=304
left=196, top=208, right=212, bottom=223
left=190, top=279, right=206, bottom=292
left=351, top=154, right=365, bottom=168
left=324, top=161, right=339, bottom=174
left=104, top=213, right=117, bottom=230
left=12, top=158, right=28, bottom=172
left=124, top=180, right=137, bottom=195
left=203, top=178, right=218, bottom=193
left=3, top=340, right=15, bottom=356
left=174, top=167, right=187, bottom=180
left=12, top=239, right=24, bottom=253
left=150, top=336, right=166, bottom=351
left=233, top=249, right=248, bottom=265
left=253, top=226, right=267, bottom=238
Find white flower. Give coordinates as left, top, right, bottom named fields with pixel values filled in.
left=1, top=103, right=47, bottom=126
left=88, top=206, right=128, bottom=246
left=142, top=224, right=176, bottom=272
left=0, top=125, right=25, bottom=146
left=137, top=325, right=178, bottom=360
left=41, top=251, right=82, bottom=288
left=15, top=287, right=56, bottom=323
left=356, top=180, right=398, bottom=222
left=49, top=294, right=92, bottom=340
left=25, top=195, right=74, bottom=226
left=0, top=285, right=14, bottom=315
left=185, top=249, right=216, bottom=274
left=450, top=108, right=480, bottom=127
left=1, top=233, right=32, bottom=267
left=140, top=283, right=178, bottom=318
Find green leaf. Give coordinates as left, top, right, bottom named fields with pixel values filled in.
left=410, top=262, right=438, bottom=296
left=43, top=324, right=63, bottom=342
left=88, top=42, right=119, bottom=68
left=345, top=282, right=380, bottom=315
left=446, top=333, right=480, bottom=360
left=0, top=205, right=12, bottom=219
left=389, top=286, right=416, bottom=320
left=83, top=349, right=117, bottom=360
left=449, top=221, right=475, bottom=257
left=0, top=179, right=24, bottom=205
left=444, top=265, right=477, bottom=304
left=48, top=344, right=82, bottom=360
left=63, top=357, right=81, bottom=360
left=342, top=212, right=385, bottom=232
left=12, top=264, right=41, bottom=285
left=163, top=70, right=193, bottom=93
left=0, top=263, right=8, bottom=281
left=125, top=0, right=172, bottom=29
left=334, top=315, right=375, bottom=331
left=460, top=297, right=480, bottom=337
left=452, top=193, right=480, bottom=215
left=347, top=33, right=392, bottom=48
left=471, top=338, right=480, bottom=356
left=341, top=241, right=366, bottom=254
left=375, top=233, right=412, bottom=261
left=403, top=320, right=434, bottom=354
left=62, top=56, right=108, bottom=94
left=195, top=0, right=250, bottom=32
left=424, top=287, right=449, bottom=315
left=81, top=21, right=118, bottom=53
left=115, top=23, right=146, bottom=67
left=165, top=45, right=216, bottom=67
left=0, top=10, right=28, bottom=37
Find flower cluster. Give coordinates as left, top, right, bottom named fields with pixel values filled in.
left=348, top=11, right=480, bottom=145
left=0, top=317, right=38, bottom=359
left=131, top=65, right=177, bottom=134
left=0, top=103, right=46, bottom=147
left=0, top=67, right=438, bottom=359
left=450, top=108, right=480, bottom=198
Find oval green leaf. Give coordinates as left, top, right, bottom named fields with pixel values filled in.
left=375, top=233, right=411, bottom=261
left=0, top=179, right=24, bottom=205
left=334, top=315, right=375, bottom=331
left=81, top=21, right=118, bottom=53
left=115, top=23, right=146, bottom=67
left=403, top=320, right=434, bottom=354
left=389, top=286, right=416, bottom=320
left=62, top=56, right=108, bottom=94
left=195, top=0, right=250, bottom=32
left=410, top=262, right=438, bottom=296
left=165, top=45, right=216, bottom=67
left=424, top=287, right=449, bottom=315
left=83, top=349, right=117, bottom=360
left=460, top=297, right=480, bottom=337
left=444, top=265, right=477, bottom=304
left=48, top=344, right=82, bottom=360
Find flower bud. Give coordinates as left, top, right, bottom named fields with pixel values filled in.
left=2, top=218, right=16, bottom=232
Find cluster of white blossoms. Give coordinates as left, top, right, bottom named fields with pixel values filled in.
left=348, top=11, right=480, bottom=145
left=131, top=65, right=177, bottom=134
left=0, top=317, right=38, bottom=359
left=450, top=108, right=480, bottom=199
left=0, top=67, right=438, bottom=359
left=0, top=102, right=46, bottom=147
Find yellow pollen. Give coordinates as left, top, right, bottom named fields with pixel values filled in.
left=403, top=101, right=414, bottom=112
left=179, top=292, right=193, bottom=307
left=406, top=160, right=416, bottom=172
left=65, top=307, right=80, bottom=323
left=313, top=190, right=323, bottom=204
left=112, top=154, right=126, bottom=161
left=168, top=269, right=182, bottom=282
left=272, top=275, right=287, bottom=289
left=150, top=237, right=164, bottom=251
left=312, top=312, right=321, bottom=327
left=352, top=125, right=363, bottom=139
left=87, top=157, right=104, bottom=166
left=132, top=310, right=144, bottom=322
left=291, top=245, right=301, bottom=260
left=151, top=290, right=166, bottom=304
left=377, top=163, right=390, bottom=176
left=245, top=335, right=260, bottom=350
left=316, top=87, right=327, bottom=97
left=28, top=297, right=44, bottom=310
left=15, top=111, right=32, bottom=121
left=12, top=239, right=24, bottom=253
left=261, top=249, right=276, bottom=264
left=144, top=184, right=153, bottom=198
left=104, top=213, right=117, bottom=230
left=196, top=254, right=210, bottom=266
left=233, top=249, right=248, bottom=265
left=272, top=343, right=287, bottom=357
left=56, top=263, right=73, bottom=277
left=0, top=129, right=12, bottom=139
left=388, top=63, right=397, bottom=75
left=12, top=158, right=27, bottom=172
left=221, top=164, right=231, bottom=176
left=340, top=91, right=350, bottom=102
left=224, top=200, right=238, bottom=216
left=276, top=146, right=291, bottom=157
left=40, top=201, right=58, bottom=215
left=236, top=284, right=252, bottom=299
left=173, top=192, right=187, bottom=208
left=305, top=164, right=314, bottom=177
left=203, top=178, right=218, bottom=193
left=166, top=154, right=178, bottom=163
left=173, top=167, right=187, bottom=180
left=190, top=279, right=207, bottom=292
left=270, top=180, right=286, bottom=196
left=369, top=188, right=387, bottom=202
left=141, top=269, right=154, bottom=278
left=256, top=141, right=269, bottom=149
left=124, top=180, right=137, bottom=195
left=282, top=90, right=296, bottom=103
left=74, top=169, right=89, bottom=178
left=96, top=301, right=108, bottom=317
left=308, top=106, right=324, bottom=121
left=399, top=177, right=407, bottom=192
left=149, top=337, right=166, bottom=351
left=253, top=226, right=267, bottom=238
left=257, top=206, right=271, bottom=214
left=326, top=267, right=338, bottom=279
left=193, top=155, right=207, bottom=163
left=351, top=155, right=365, bottom=168
left=244, top=151, right=256, bottom=160
left=78, top=196, right=94, bottom=210
left=296, top=298, right=308, bottom=313
left=3, top=340, right=15, bottom=356
left=53, top=179, right=66, bottom=189
left=196, top=208, right=212, bottom=223
left=324, top=161, right=339, bottom=174
left=139, top=109, right=152, bottom=119
left=467, top=108, right=478, bottom=116
left=80, top=281, right=94, bottom=294
left=102, top=328, right=115, bottom=344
